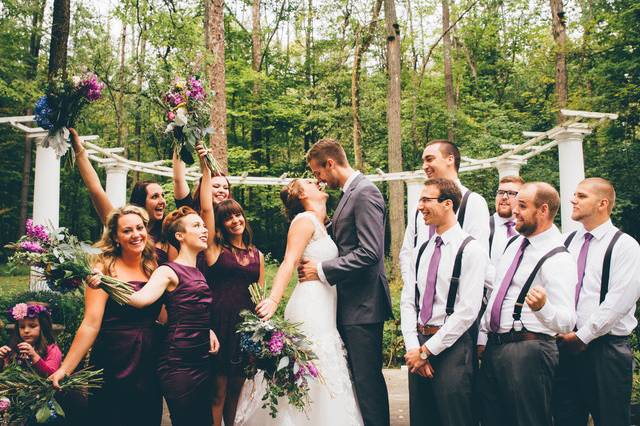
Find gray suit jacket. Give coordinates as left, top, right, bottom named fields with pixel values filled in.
left=323, top=173, right=393, bottom=325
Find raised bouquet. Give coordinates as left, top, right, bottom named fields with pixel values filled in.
left=162, top=75, right=221, bottom=173
left=4, top=219, right=134, bottom=305
left=236, top=283, right=322, bottom=418
left=0, top=363, right=102, bottom=424
left=33, top=72, right=104, bottom=159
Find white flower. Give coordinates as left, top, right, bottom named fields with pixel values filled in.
left=174, top=107, right=188, bottom=126
left=72, top=76, right=82, bottom=88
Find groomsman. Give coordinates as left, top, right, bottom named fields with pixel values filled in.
left=478, top=182, right=577, bottom=426
left=553, top=178, right=640, bottom=426
left=400, top=140, right=490, bottom=292
left=401, top=178, right=487, bottom=426
left=489, top=176, right=524, bottom=262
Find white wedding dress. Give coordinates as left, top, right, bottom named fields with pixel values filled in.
left=234, top=211, right=363, bottom=426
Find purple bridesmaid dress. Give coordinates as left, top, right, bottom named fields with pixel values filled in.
left=157, top=261, right=213, bottom=425
left=90, top=281, right=163, bottom=426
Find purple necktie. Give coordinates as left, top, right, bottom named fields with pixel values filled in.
left=420, top=236, right=444, bottom=325
left=575, top=233, right=594, bottom=305
left=428, top=224, right=436, bottom=239
left=490, top=238, right=530, bottom=332
left=505, top=221, right=516, bottom=238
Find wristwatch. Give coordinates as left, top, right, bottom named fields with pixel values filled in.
left=419, top=346, right=429, bottom=360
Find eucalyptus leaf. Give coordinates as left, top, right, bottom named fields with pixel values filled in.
left=277, top=356, right=289, bottom=371
left=35, top=404, right=50, bottom=423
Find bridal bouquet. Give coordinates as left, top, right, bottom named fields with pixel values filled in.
left=33, top=72, right=104, bottom=159
left=162, top=75, right=221, bottom=174
left=0, top=363, right=102, bottom=424
left=5, top=220, right=134, bottom=305
left=237, top=283, right=322, bottom=418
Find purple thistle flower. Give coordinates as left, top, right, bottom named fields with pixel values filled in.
left=268, top=331, right=285, bottom=355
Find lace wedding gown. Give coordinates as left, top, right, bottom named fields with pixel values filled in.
left=234, top=211, right=363, bottom=426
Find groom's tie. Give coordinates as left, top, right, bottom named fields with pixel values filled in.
left=420, top=236, right=443, bottom=325
left=489, top=238, right=530, bottom=332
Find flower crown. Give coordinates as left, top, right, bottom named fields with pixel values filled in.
left=8, top=303, right=50, bottom=321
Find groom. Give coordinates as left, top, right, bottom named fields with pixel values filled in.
left=298, top=139, right=393, bottom=426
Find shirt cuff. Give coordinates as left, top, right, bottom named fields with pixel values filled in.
left=424, top=334, right=445, bottom=356
left=575, top=327, right=596, bottom=345
left=477, top=331, right=488, bottom=346
left=533, top=300, right=554, bottom=324
left=404, top=335, right=420, bottom=351
left=316, top=262, right=329, bottom=285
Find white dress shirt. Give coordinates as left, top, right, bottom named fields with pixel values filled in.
left=317, top=171, right=361, bottom=284
left=490, top=213, right=519, bottom=262
left=400, top=180, right=491, bottom=297
left=400, top=224, right=487, bottom=355
left=564, top=220, right=640, bottom=344
left=479, top=225, right=577, bottom=344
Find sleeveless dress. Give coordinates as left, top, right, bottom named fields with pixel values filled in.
left=235, top=212, right=363, bottom=425
left=206, top=245, right=260, bottom=377
left=90, top=280, right=163, bottom=426
left=157, top=261, right=213, bottom=425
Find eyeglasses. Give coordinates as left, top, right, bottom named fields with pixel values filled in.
left=419, top=197, right=442, bottom=203
left=496, top=190, right=518, bottom=198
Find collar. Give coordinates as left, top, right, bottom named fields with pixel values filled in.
left=494, top=212, right=515, bottom=225
left=525, top=224, right=561, bottom=248
left=342, top=171, right=361, bottom=193
left=580, top=219, right=615, bottom=242
left=434, top=223, right=464, bottom=247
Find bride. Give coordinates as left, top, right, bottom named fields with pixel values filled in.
left=234, top=179, right=363, bottom=426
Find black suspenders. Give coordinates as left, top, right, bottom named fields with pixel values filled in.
left=563, top=229, right=624, bottom=303
left=489, top=215, right=495, bottom=254
left=413, top=190, right=472, bottom=248
left=414, top=236, right=475, bottom=320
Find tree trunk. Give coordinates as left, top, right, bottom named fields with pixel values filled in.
left=303, top=0, right=314, bottom=152
left=550, top=0, right=568, bottom=122
left=48, top=0, right=70, bottom=81
left=134, top=24, right=147, bottom=182
left=117, top=25, right=128, bottom=152
left=383, top=0, right=405, bottom=280
left=251, top=0, right=262, bottom=156
left=442, top=0, right=455, bottom=142
left=351, top=0, right=383, bottom=171
left=205, top=0, right=228, bottom=173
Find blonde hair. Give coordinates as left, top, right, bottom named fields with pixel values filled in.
left=93, top=205, right=157, bottom=278
left=162, top=206, right=198, bottom=250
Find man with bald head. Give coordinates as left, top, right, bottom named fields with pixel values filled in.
left=553, top=178, right=640, bottom=426
left=478, top=182, right=577, bottom=426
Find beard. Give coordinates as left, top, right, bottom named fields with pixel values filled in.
left=516, top=218, right=537, bottom=236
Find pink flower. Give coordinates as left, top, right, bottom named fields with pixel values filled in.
left=306, top=362, right=319, bottom=378
left=167, top=111, right=176, bottom=121
left=268, top=331, right=285, bottom=355
left=0, top=397, right=10, bottom=412
left=11, top=303, right=28, bottom=320
left=19, top=240, right=44, bottom=253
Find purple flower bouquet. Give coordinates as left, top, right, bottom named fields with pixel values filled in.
left=162, top=75, right=221, bottom=174
left=4, top=220, right=133, bottom=305
left=237, top=310, right=322, bottom=418
left=33, top=73, right=104, bottom=159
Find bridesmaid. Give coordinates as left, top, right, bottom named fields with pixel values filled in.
left=69, top=128, right=175, bottom=263
left=199, top=177, right=265, bottom=425
left=172, top=149, right=232, bottom=211
left=50, top=206, right=163, bottom=426
left=119, top=156, right=221, bottom=425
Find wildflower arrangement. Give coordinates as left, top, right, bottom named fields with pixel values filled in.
left=33, top=73, right=104, bottom=159
left=236, top=283, right=322, bottom=418
left=162, top=75, right=221, bottom=174
left=0, top=363, right=102, bottom=424
left=4, top=220, right=133, bottom=305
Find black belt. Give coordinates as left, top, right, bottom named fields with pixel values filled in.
left=488, top=331, right=554, bottom=345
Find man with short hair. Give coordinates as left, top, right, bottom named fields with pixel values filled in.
left=489, top=176, right=525, bottom=262
left=401, top=178, right=487, bottom=426
left=298, top=138, right=393, bottom=426
left=553, top=178, right=640, bottom=426
left=478, top=182, right=577, bottom=426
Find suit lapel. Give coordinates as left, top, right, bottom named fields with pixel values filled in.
left=331, top=174, right=364, bottom=235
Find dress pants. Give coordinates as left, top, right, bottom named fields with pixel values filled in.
left=553, top=335, right=632, bottom=426
left=479, top=337, right=558, bottom=426
left=408, top=332, right=476, bottom=426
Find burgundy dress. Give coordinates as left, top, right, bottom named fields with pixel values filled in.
left=157, top=262, right=213, bottom=425
left=90, top=281, right=163, bottom=426
left=206, top=246, right=260, bottom=377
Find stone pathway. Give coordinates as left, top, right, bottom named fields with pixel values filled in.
left=161, top=368, right=409, bottom=425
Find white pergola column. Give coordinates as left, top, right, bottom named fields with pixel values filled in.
left=31, top=142, right=61, bottom=291
left=554, top=125, right=592, bottom=233
left=104, top=163, right=129, bottom=208
left=495, top=159, right=525, bottom=179
left=406, top=177, right=425, bottom=223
